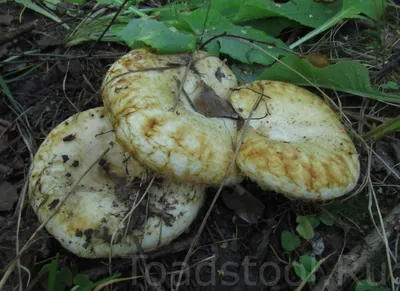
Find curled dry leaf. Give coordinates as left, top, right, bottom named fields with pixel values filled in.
left=221, top=184, right=265, bottom=224
left=304, top=52, right=330, bottom=68
left=194, top=81, right=239, bottom=119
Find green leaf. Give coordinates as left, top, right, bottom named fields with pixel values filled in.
left=118, top=19, right=196, bottom=53
left=178, top=9, right=289, bottom=65
left=43, top=257, right=58, bottom=291
left=259, top=55, right=400, bottom=103
left=293, top=255, right=319, bottom=282
left=296, top=216, right=315, bottom=240
left=73, top=274, right=93, bottom=291
left=238, top=17, right=296, bottom=37
left=281, top=230, right=301, bottom=251
left=289, top=0, right=386, bottom=48
left=55, top=267, right=73, bottom=291
left=65, top=0, right=86, bottom=4
left=307, top=216, right=320, bottom=228
left=342, top=0, right=386, bottom=22
left=380, top=81, right=399, bottom=90
left=233, top=0, right=342, bottom=28
left=231, top=63, right=265, bottom=84
left=355, top=280, right=389, bottom=291
left=318, top=214, right=334, bottom=226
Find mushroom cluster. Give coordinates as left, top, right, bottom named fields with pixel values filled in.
left=29, top=47, right=360, bottom=258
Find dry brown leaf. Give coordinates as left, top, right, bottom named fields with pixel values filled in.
left=221, top=185, right=265, bottom=224
left=194, top=81, right=238, bottom=119
left=305, top=52, right=330, bottom=68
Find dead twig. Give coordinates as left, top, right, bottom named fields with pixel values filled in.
left=0, top=21, right=37, bottom=46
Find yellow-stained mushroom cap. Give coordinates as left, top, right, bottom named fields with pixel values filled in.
left=101, top=48, right=243, bottom=186
left=229, top=80, right=360, bottom=200
left=29, top=108, right=204, bottom=258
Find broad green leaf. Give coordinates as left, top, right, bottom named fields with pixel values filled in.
left=177, top=9, right=289, bottom=65
left=259, top=55, right=400, bottom=103
left=157, top=0, right=241, bottom=22
left=231, top=63, right=265, bottom=84
left=342, top=0, right=386, bottom=22
left=281, top=230, right=301, bottom=251
left=233, top=0, right=342, bottom=28
left=118, top=19, right=196, bottom=53
left=293, top=255, right=319, bottom=282
left=289, top=0, right=386, bottom=48
left=355, top=280, right=389, bottom=291
left=296, top=216, right=315, bottom=240
left=239, top=17, right=296, bottom=37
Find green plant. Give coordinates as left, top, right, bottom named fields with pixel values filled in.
left=281, top=230, right=301, bottom=252
left=296, top=215, right=334, bottom=240
left=293, top=255, right=319, bottom=283
left=42, top=257, right=120, bottom=291
left=280, top=213, right=335, bottom=285
left=355, top=279, right=389, bottom=291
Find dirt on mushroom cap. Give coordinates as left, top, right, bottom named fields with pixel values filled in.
left=101, top=48, right=243, bottom=186
left=29, top=107, right=205, bottom=258
left=229, top=80, right=361, bottom=200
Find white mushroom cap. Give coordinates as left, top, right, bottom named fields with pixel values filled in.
left=101, top=48, right=243, bottom=186
left=228, top=80, right=360, bottom=201
left=29, top=108, right=204, bottom=258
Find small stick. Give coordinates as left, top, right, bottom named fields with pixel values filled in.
left=0, top=21, right=37, bottom=45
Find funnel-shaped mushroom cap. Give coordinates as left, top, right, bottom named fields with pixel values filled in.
left=101, top=48, right=243, bottom=186
left=29, top=108, right=204, bottom=258
left=229, top=81, right=360, bottom=200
